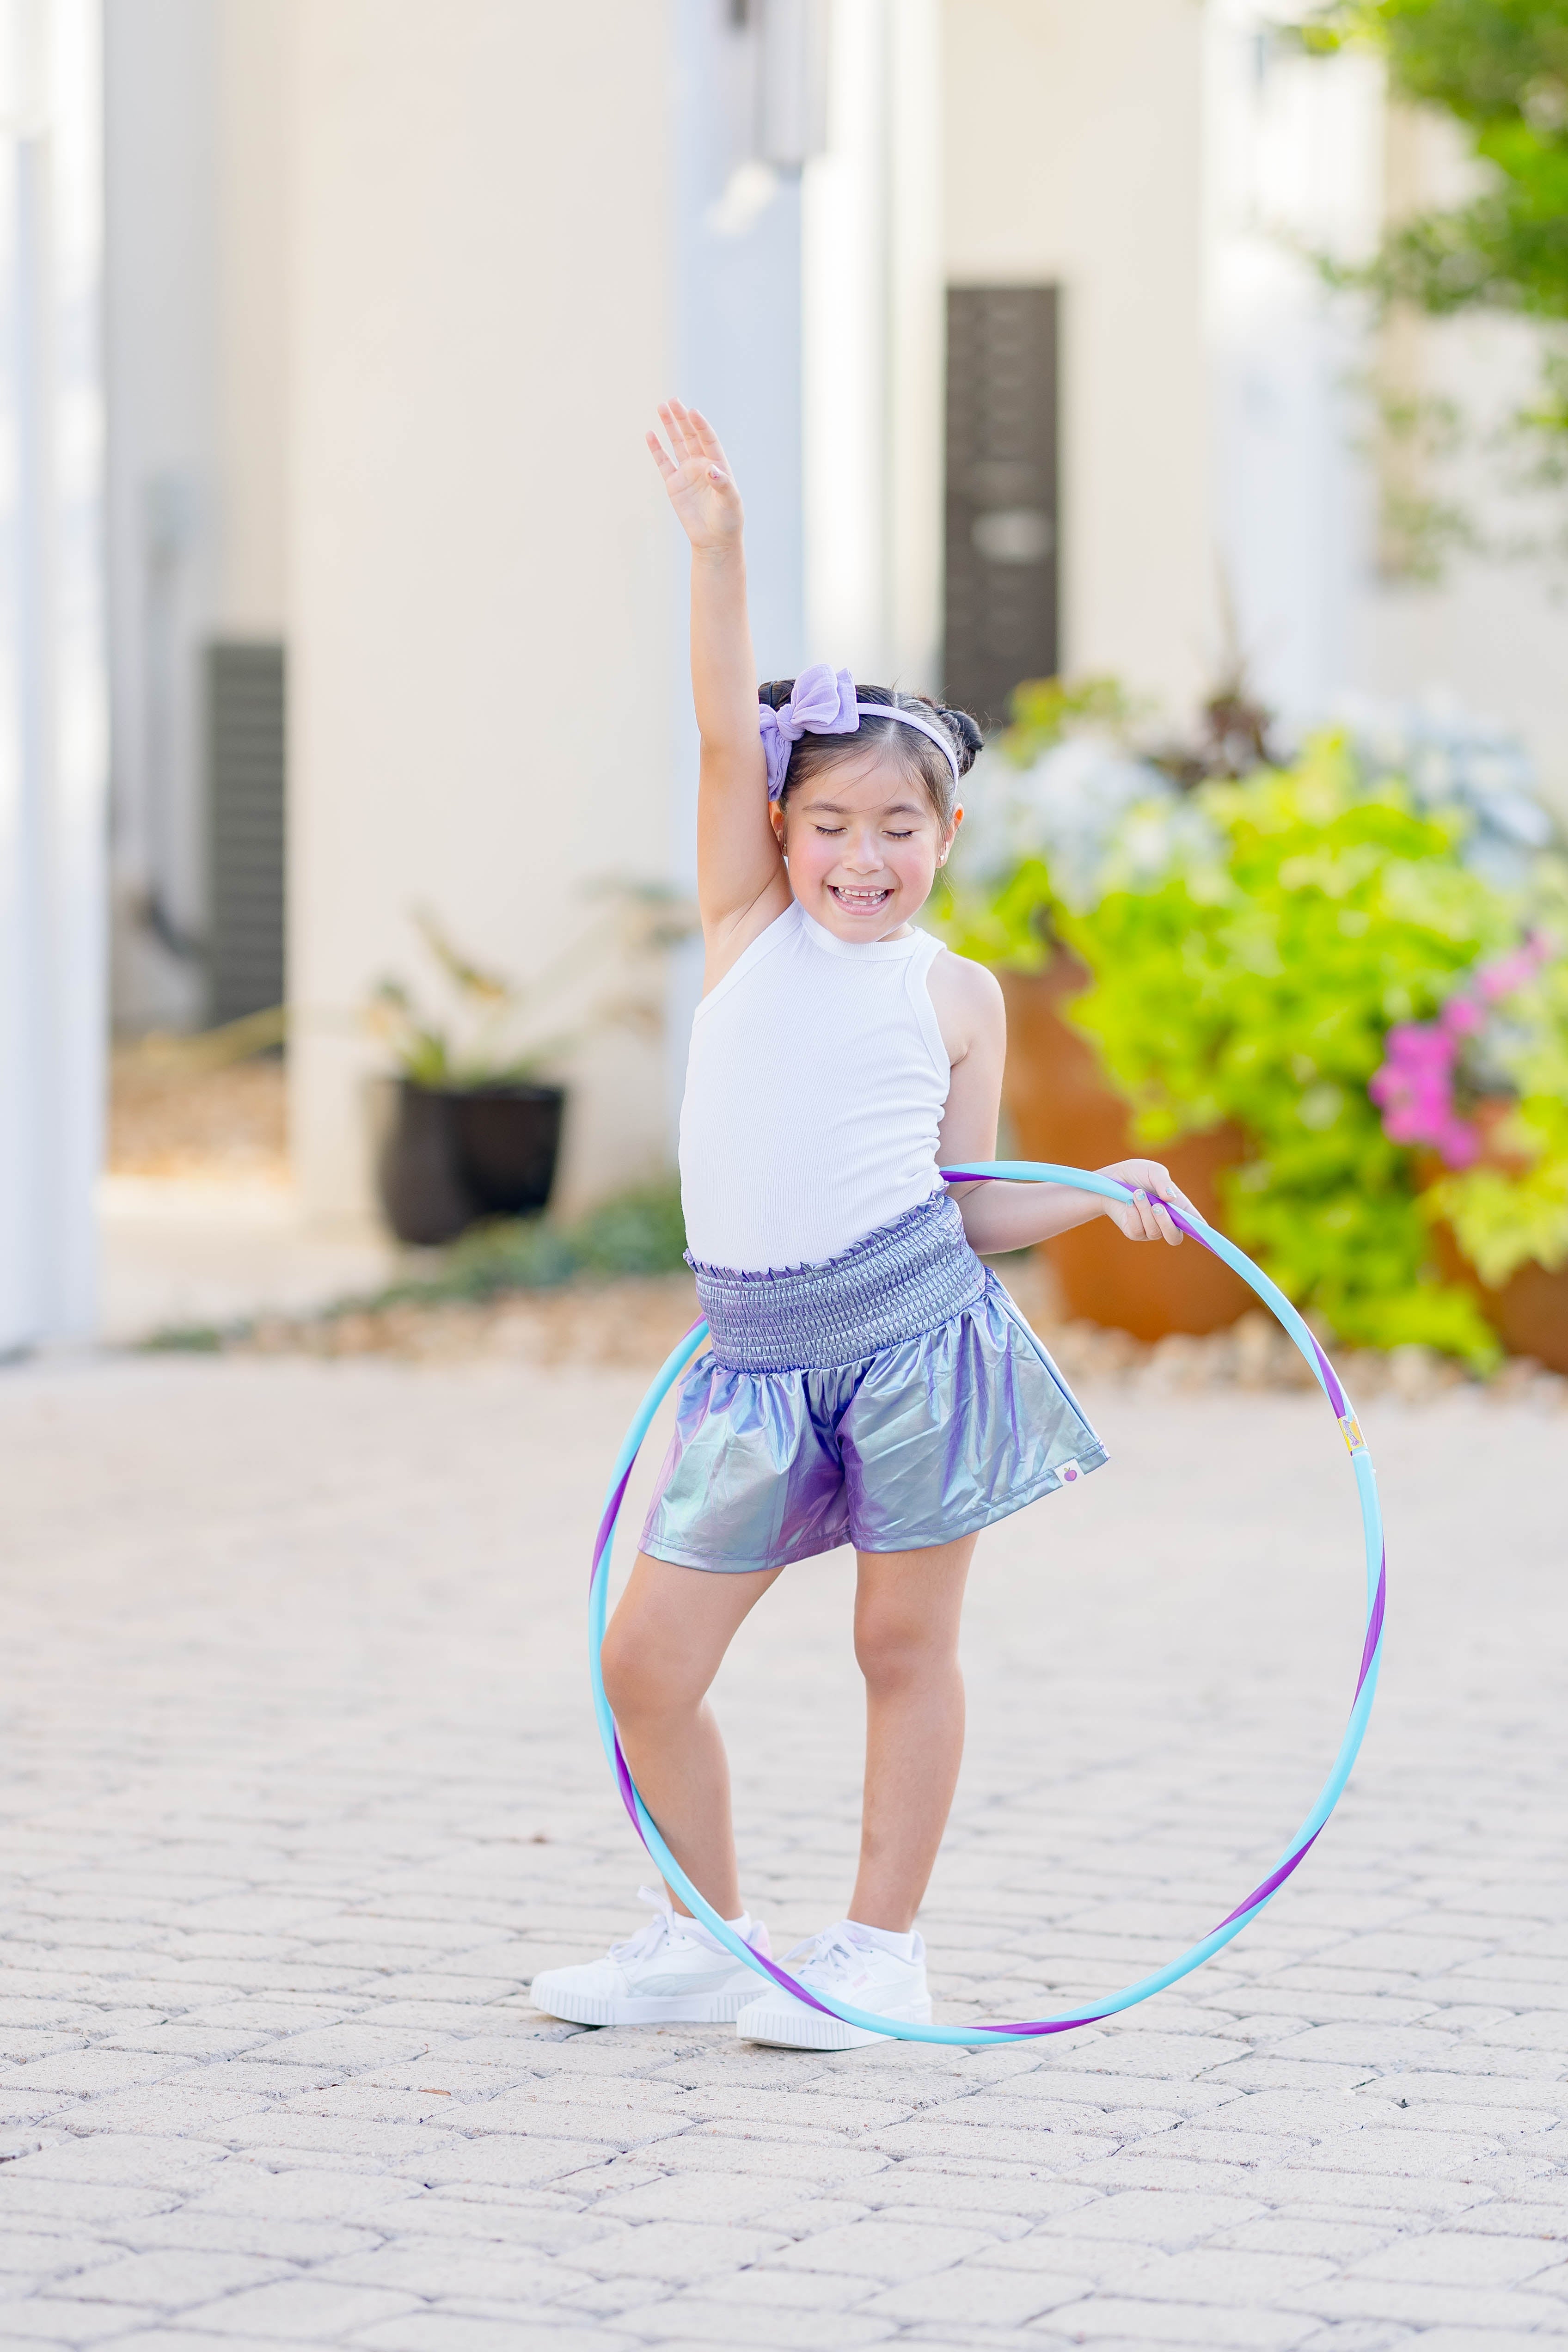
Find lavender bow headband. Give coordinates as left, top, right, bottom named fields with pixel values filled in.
left=758, top=663, right=963, bottom=802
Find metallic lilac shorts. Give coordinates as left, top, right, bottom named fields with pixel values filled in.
left=640, top=1194, right=1108, bottom=1573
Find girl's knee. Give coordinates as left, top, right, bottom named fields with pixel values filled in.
left=854, top=1606, right=957, bottom=1695
left=601, top=1625, right=658, bottom=1722
left=602, top=1617, right=705, bottom=1723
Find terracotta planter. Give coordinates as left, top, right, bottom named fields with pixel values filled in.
left=1421, top=1111, right=1568, bottom=1372
left=998, top=958, right=1254, bottom=1342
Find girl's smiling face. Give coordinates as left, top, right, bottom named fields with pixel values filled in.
left=771, top=750, right=961, bottom=944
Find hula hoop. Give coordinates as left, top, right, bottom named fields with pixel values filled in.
left=588, top=1163, right=1385, bottom=2045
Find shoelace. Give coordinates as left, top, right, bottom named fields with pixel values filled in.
left=608, top=1885, right=687, bottom=1965
left=781, top=1925, right=871, bottom=1986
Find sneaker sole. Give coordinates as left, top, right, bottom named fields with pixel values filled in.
left=528, top=1978, right=761, bottom=2027
left=736, top=1993, right=933, bottom=2050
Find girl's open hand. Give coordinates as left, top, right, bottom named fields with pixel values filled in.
left=646, top=400, right=744, bottom=552
left=1099, top=1159, right=1194, bottom=1245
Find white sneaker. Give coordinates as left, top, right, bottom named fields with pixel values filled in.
left=735, top=1920, right=931, bottom=2049
left=528, top=1886, right=772, bottom=2027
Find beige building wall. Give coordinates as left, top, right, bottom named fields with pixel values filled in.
left=942, top=0, right=1216, bottom=714
left=287, top=0, right=676, bottom=1225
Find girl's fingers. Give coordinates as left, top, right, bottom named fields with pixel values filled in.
left=645, top=431, right=676, bottom=479
left=689, top=406, right=735, bottom=476
left=1154, top=1203, right=1183, bottom=1245
left=659, top=400, right=694, bottom=463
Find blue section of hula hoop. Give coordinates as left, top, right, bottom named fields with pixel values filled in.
left=588, top=1163, right=1385, bottom=2045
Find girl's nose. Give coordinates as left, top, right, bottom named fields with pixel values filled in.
left=844, top=832, right=885, bottom=871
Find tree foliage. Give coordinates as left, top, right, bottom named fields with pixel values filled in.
left=1305, top=2, right=1568, bottom=336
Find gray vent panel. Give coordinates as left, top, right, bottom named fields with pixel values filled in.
left=206, top=639, right=286, bottom=1025
left=943, top=284, right=1060, bottom=733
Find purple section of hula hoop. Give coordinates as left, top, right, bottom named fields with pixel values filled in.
left=610, top=1731, right=639, bottom=1827
left=593, top=1466, right=634, bottom=1585
left=729, top=1945, right=839, bottom=2015
left=977, top=2014, right=1108, bottom=2039
left=1213, top=1826, right=1323, bottom=1931
left=1355, top=1556, right=1387, bottom=1700
left=1310, top=1335, right=1348, bottom=1417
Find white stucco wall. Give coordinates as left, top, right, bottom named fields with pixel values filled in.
left=943, top=0, right=1216, bottom=715
left=1343, top=104, right=1568, bottom=808
left=215, top=0, right=290, bottom=638
left=1350, top=311, right=1568, bottom=813
left=288, top=0, right=676, bottom=1225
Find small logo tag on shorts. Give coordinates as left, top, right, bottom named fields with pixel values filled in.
left=1058, top=1459, right=1081, bottom=1485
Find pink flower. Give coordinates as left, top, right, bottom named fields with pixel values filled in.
left=1370, top=932, right=1559, bottom=1167
left=1475, top=931, right=1552, bottom=1004
left=1368, top=1017, right=1474, bottom=1165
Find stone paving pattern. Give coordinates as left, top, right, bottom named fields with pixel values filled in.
left=1, top=1340, right=1565, bottom=2351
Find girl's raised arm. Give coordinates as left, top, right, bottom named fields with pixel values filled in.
left=647, top=403, right=788, bottom=964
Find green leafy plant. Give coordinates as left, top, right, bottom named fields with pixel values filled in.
left=946, top=731, right=1521, bottom=1363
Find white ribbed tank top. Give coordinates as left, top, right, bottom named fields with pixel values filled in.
left=679, top=901, right=951, bottom=1271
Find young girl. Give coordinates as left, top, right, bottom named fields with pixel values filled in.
left=531, top=401, right=1192, bottom=2049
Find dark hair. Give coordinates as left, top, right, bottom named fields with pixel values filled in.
left=757, top=680, right=982, bottom=824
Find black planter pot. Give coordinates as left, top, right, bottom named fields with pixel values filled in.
left=450, top=1084, right=565, bottom=1215
left=377, top=1080, right=566, bottom=1246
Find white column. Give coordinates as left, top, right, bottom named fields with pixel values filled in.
left=802, top=0, right=943, bottom=690
left=0, top=0, right=105, bottom=1353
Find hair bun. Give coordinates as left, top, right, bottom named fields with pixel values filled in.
left=936, top=703, right=984, bottom=776
left=757, top=679, right=796, bottom=710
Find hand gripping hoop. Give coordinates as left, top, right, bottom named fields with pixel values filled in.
left=588, top=1163, right=1386, bottom=2044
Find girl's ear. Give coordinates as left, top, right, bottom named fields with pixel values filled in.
left=770, top=800, right=787, bottom=851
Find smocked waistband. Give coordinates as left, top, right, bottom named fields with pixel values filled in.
left=690, top=1192, right=985, bottom=1373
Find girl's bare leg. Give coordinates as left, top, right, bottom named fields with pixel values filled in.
left=600, top=1552, right=780, bottom=1921
left=849, top=1535, right=978, bottom=1932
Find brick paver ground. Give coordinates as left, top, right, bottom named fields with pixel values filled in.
left=1, top=1340, right=1565, bottom=2351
